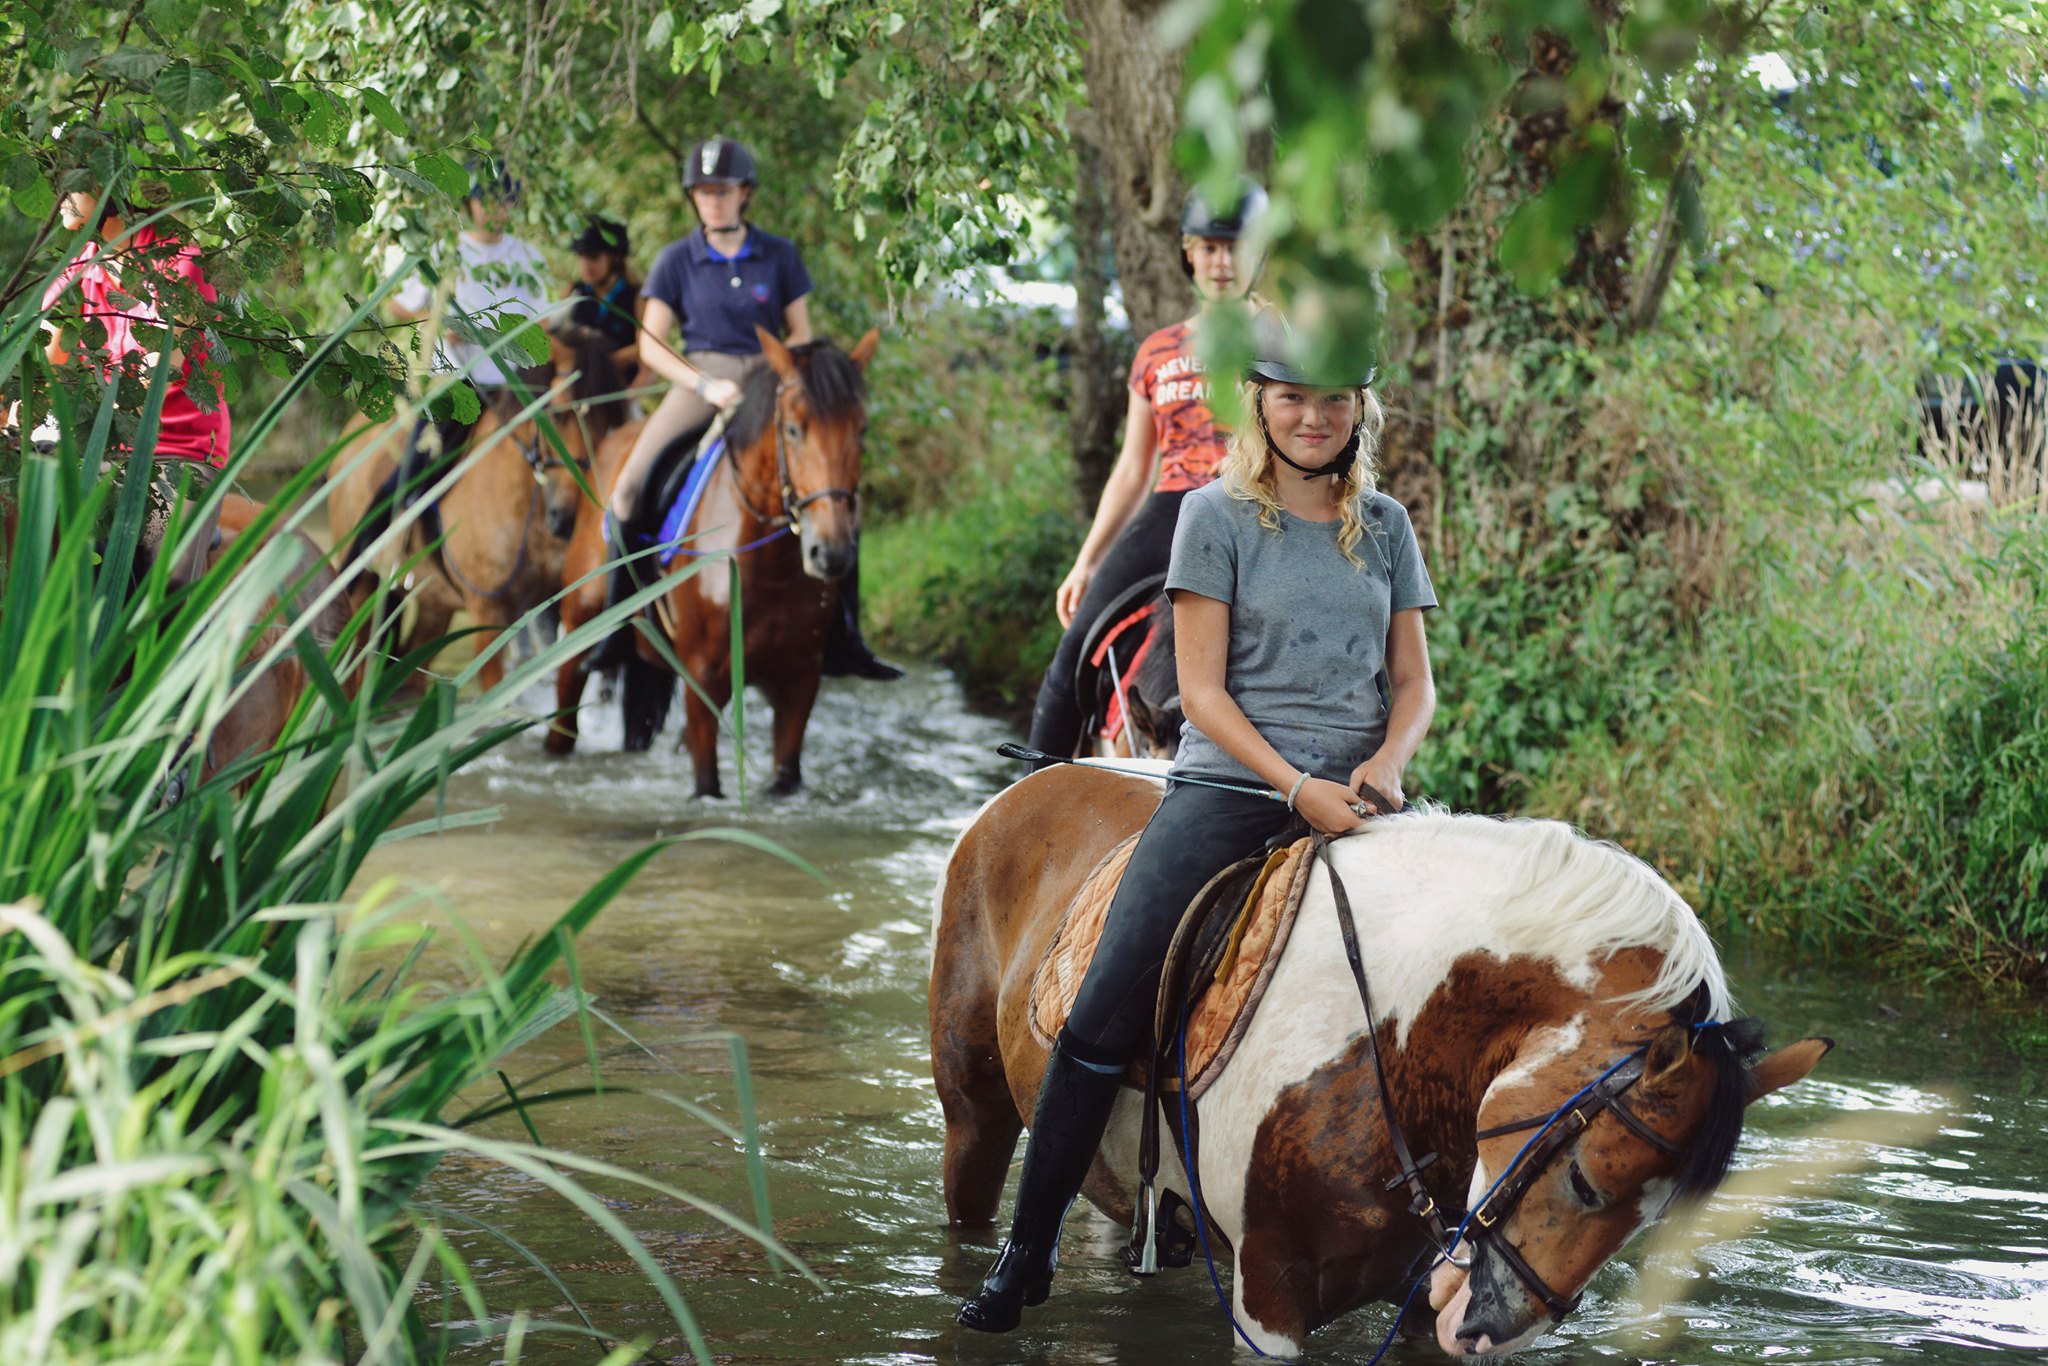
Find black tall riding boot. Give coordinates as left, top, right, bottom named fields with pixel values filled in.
left=957, top=1031, right=1125, bottom=1333
left=821, top=560, right=904, bottom=681
left=578, top=513, right=649, bottom=677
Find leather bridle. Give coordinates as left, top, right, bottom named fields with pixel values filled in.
left=1465, top=1048, right=1682, bottom=1316
left=1317, top=837, right=1688, bottom=1322
left=725, top=376, right=858, bottom=539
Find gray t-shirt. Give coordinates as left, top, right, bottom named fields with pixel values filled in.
left=1165, top=481, right=1437, bottom=785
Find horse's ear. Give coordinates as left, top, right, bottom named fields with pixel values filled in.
left=1743, top=1037, right=1834, bottom=1104
left=1643, top=1023, right=1692, bottom=1087
left=756, top=326, right=798, bottom=379
left=849, top=327, right=881, bottom=370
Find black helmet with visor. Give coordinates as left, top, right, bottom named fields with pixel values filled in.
left=684, top=136, right=759, bottom=189
left=1244, top=305, right=1378, bottom=389
left=1179, top=179, right=1268, bottom=279
left=1244, top=307, right=1378, bottom=480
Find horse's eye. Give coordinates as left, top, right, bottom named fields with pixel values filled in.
left=1568, top=1160, right=1601, bottom=1209
left=784, top=421, right=801, bottom=440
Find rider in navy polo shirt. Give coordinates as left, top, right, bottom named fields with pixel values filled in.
left=584, top=135, right=899, bottom=680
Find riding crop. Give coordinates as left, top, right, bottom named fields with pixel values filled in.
left=995, top=743, right=1393, bottom=816
left=997, top=743, right=1283, bottom=800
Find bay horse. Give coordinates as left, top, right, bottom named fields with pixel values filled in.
left=547, top=326, right=881, bottom=797
left=324, top=336, right=620, bottom=689
left=930, top=764, right=1832, bottom=1357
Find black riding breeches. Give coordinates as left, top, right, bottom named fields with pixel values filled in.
left=1061, top=779, right=1295, bottom=1068
left=1026, top=488, right=1189, bottom=760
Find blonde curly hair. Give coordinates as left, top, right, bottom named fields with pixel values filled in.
left=1217, top=381, right=1387, bottom=567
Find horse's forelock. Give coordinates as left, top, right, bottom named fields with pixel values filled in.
left=730, top=340, right=868, bottom=453
left=1673, top=1014, right=1767, bottom=1199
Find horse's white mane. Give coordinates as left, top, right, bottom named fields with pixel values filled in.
left=1348, top=807, right=1733, bottom=1020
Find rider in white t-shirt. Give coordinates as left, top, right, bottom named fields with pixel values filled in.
left=385, top=157, right=553, bottom=501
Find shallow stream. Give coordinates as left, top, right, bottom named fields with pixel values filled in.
left=353, top=665, right=2048, bottom=1364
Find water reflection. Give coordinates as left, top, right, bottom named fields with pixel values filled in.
left=357, top=665, right=2048, bottom=1363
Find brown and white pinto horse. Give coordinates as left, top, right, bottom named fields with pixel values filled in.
left=548, top=327, right=880, bottom=796
left=324, top=338, right=620, bottom=689
left=930, top=764, right=1832, bottom=1357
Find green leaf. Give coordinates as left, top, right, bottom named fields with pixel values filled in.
left=155, top=62, right=228, bottom=116
left=102, top=44, right=169, bottom=86
left=299, top=87, right=334, bottom=145
left=360, top=88, right=408, bottom=138
left=449, top=382, right=482, bottom=425
left=413, top=152, right=469, bottom=201
left=143, top=0, right=201, bottom=31
left=1793, top=6, right=1826, bottom=47
left=12, top=174, right=54, bottom=221
left=645, top=9, right=675, bottom=51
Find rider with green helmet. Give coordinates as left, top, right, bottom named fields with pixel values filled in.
left=959, top=306, right=1437, bottom=1333
left=1022, top=180, right=1267, bottom=763
left=582, top=135, right=898, bottom=680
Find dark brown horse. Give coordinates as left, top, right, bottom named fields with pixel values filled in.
left=548, top=327, right=880, bottom=796
left=324, top=337, right=622, bottom=690
left=931, top=764, right=1833, bottom=1356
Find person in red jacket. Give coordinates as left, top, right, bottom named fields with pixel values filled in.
left=43, top=186, right=230, bottom=586
left=1022, top=180, right=1267, bottom=763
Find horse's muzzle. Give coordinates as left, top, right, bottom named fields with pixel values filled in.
left=803, top=534, right=855, bottom=582
left=1440, top=1251, right=1547, bottom=1357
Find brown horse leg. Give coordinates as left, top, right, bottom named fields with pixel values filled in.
left=545, top=655, right=585, bottom=754
left=681, top=667, right=728, bottom=798
left=930, top=836, right=1027, bottom=1227
left=764, top=669, right=822, bottom=796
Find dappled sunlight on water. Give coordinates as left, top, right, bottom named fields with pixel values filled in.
left=355, top=664, right=2048, bottom=1364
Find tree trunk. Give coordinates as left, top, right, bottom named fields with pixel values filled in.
left=1067, top=127, right=1123, bottom=505
left=1064, top=0, right=1192, bottom=342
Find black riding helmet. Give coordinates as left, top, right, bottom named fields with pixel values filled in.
left=464, top=154, right=521, bottom=204
left=570, top=216, right=630, bottom=258
left=1245, top=307, right=1378, bottom=479
left=684, top=136, right=759, bottom=190
left=1179, top=178, right=1268, bottom=278
left=1244, top=306, right=1379, bottom=389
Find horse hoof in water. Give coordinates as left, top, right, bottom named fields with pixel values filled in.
left=767, top=764, right=802, bottom=797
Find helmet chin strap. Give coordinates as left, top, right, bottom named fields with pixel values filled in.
left=1255, top=389, right=1362, bottom=480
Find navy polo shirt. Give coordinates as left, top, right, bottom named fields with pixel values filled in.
left=643, top=226, right=813, bottom=355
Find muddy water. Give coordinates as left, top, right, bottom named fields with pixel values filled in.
left=355, top=665, right=2048, bottom=1364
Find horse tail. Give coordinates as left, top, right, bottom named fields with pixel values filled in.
left=620, top=652, right=674, bottom=753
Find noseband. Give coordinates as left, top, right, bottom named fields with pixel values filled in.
left=510, top=417, right=591, bottom=484
left=1465, top=1048, right=1683, bottom=1316
left=726, top=376, right=859, bottom=540
left=1317, top=838, right=1689, bottom=1322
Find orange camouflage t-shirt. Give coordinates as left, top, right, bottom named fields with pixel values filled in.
left=1130, top=321, right=1228, bottom=493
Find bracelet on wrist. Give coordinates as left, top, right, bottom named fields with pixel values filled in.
left=1285, top=771, right=1311, bottom=811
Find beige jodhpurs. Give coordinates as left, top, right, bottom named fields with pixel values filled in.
left=611, top=351, right=763, bottom=521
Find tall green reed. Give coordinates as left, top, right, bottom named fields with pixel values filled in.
left=1, top=254, right=813, bottom=1359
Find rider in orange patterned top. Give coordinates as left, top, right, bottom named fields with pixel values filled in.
left=1022, top=180, right=1266, bottom=765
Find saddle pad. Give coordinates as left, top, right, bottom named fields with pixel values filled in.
left=1030, top=835, right=1317, bottom=1099
left=656, top=431, right=728, bottom=566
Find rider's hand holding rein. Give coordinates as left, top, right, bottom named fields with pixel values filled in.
left=1350, top=605, right=1434, bottom=815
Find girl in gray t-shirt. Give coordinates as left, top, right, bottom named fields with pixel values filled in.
left=959, top=310, right=1440, bottom=1333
